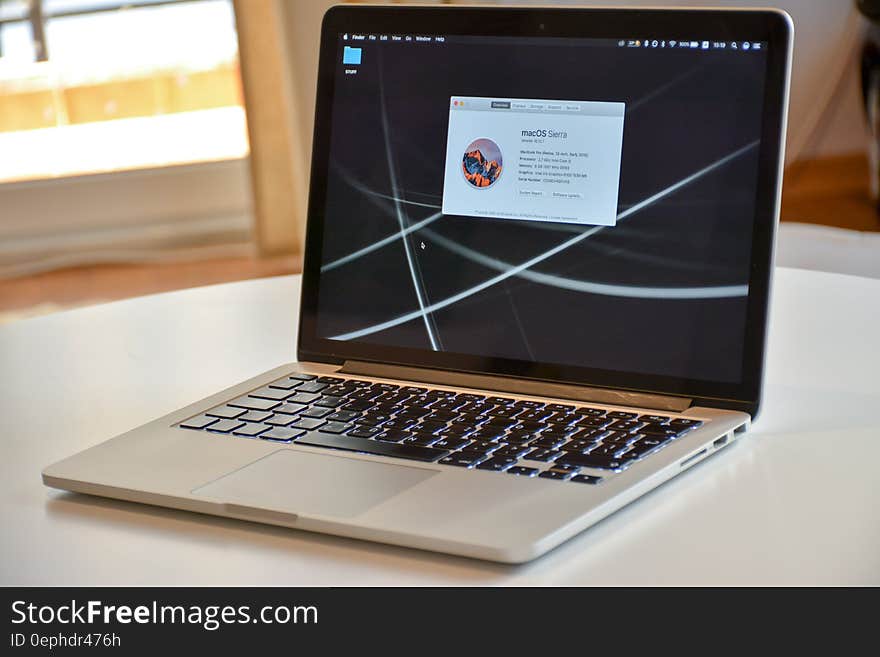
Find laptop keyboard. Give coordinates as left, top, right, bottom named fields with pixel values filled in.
left=178, top=373, right=704, bottom=484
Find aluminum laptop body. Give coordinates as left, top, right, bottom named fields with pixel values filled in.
left=43, top=5, right=793, bottom=563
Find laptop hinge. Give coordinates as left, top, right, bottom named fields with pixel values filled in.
left=338, top=361, right=692, bottom=412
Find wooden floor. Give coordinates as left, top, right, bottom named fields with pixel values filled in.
left=781, top=153, right=877, bottom=231
left=0, top=153, right=875, bottom=324
left=0, top=253, right=302, bottom=323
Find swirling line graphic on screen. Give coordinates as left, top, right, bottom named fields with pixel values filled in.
left=461, top=138, right=503, bottom=188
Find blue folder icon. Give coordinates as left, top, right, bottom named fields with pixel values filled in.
left=343, top=46, right=362, bottom=65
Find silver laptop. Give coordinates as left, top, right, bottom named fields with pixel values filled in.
left=43, top=5, right=793, bottom=563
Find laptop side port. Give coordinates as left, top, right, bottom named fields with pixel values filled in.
left=713, top=435, right=729, bottom=449
left=680, top=448, right=708, bottom=468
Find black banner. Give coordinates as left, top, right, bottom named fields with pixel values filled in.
left=0, top=587, right=873, bottom=654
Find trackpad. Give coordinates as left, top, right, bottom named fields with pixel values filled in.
left=192, top=449, right=438, bottom=518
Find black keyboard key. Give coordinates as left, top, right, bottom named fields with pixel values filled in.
left=568, top=428, right=607, bottom=442
left=402, top=386, right=427, bottom=394
left=356, top=415, right=388, bottom=427
left=433, top=437, right=471, bottom=451
left=561, top=441, right=592, bottom=454
left=532, top=436, right=566, bottom=449
left=525, top=448, right=562, bottom=462
left=344, top=400, right=374, bottom=412
left=508, top=466, right=538, bottom=477
left=545, top=403, right=575, bottom=413
left=180, top=415, right=219, bottom=430
left=467, top=440, right=501, bottom=454
left=493, top=444, right=531, bottom=459
left=504, top=431, right=537, bottom=444
left=297, top=433, right=448, bottom=462
left=347, top=426, right=381, bottom=438
left=606, top=410, right=638, bottom=420
left=476, top=457, right=517, bottom=471
left=382, top=418, right=417, bottom=430
left=518, top=410, right=552, bottom=422
left=300, top=405, right=333, bottom=419
left=600, top=430, right=635, bottom=445
left=268, top=378, right=303, bottom=390
left=430, top=399, right=465, bottom=411
left=576, top=417, right=613, bottom=429
left=640, top=425, right=685, bottom=438
left=607, top=420, right=644, bottom=432
left=239, top=410, right=273, bottom=423
left=206, top=419, right=246, bottom=433
left=668, top=418, right=703, bottom=429
left=288, top=373, right=317, bottom=381
left=402, top=434, right=441, bottom=447
left=206, top=405, right=247, bottom=419
left=632, top=436, right=670, bottom=450
left=377, top=392, right=409, bottom=405
left=265, top=413, right=299, bottom=426
left=260, top=426, right=304, bottom=442
left=541, top=426, right=578, bottom=438
left=488, top=407, right=520, bottom=419
left=483, top=416, right=518, bottom=429
left=275, top=401, right=308, bottom=414
left=468, top=427, right=506, bottom=441
left=546, top=412, right=580, bottom=426
left=639, top=414, right=671, bottom=424
left=326, top=410, right=361, bottom=422
left=320, top=421, right=353, bottom=434
left=460, top=416, right=492, bottom=428
left=425, top=411, right=458, bottom=422
left=443, top=424, right=476, bottom=437
left=513, top=400, right=544, bottom=409
left=325, top=385, right=357, bottom=397
left=456, top=393, right=485, bottom=401
left=415, top=421, right=448, bottom=434
left=229, top=396, right=280, bottom=411
left=617, top=446, right=651, bottom=461
left=250, top=386, right=295, bottom=401
left=576, top=407, right=607, bottom=417
left=589, top=444, right=624, bottom=457
left=539, top=468, right=574, bottom=480
left=376, top=429, right=411, bottom=443
left=397, top=407, right=433, bottom=420
left=555, top=453, right=630, bottom=470
left=488, top=396, right=515, bottom=405
left=292, top=417, right=327, bottom=431
left=514, top=421, right=547, bottom=433
left=312, top=395, right=343, bottom=408
left=284, top=392, right=319, bottom=405
left=459, top=402, right=495, bottom=415
left=297, top=381, right=329, bottom=394
left=233, top=422, right=271, bottom=437
left=317, top=376, right=344, bottom=384
left=571, top=474, right=603, bottom=485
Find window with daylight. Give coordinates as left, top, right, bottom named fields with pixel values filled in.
left=0, top=0, right=248, bottom=183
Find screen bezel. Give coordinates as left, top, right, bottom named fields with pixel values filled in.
left=297, top=5, right=792, bottom=417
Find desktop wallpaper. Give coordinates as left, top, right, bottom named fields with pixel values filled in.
left=315, top=36, right=768, bottom=384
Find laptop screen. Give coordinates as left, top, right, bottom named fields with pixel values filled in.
left=304, top=15, right=785, bottom=403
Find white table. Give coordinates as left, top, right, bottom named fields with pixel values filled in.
left=1, top=268, right=878, bottom=585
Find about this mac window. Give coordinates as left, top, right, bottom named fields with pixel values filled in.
left=441, top=96, right=625, bottom=226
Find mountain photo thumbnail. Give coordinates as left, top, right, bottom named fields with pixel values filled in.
left=462, top=138, right=503, bottom=188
